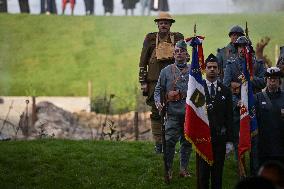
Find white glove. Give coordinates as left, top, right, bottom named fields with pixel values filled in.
left=225, top=142, right=234, bottom=159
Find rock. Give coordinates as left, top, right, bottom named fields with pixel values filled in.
left=0, top=132, right=11, bottom=141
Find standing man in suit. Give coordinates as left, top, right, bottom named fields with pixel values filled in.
left=197, top=54, right=233, bottom=189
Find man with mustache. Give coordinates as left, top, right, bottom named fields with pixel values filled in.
left=139, top=12, right=184, bottom=154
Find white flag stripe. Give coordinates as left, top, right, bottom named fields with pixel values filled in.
left=240, top=81, right=249, bottom=119
left=186, top=75, right=209, bottom=125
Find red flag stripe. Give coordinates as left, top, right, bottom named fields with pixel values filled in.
left=184, top=105, right=213, bottom=165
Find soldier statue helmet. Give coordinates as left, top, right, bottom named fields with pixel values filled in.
left=154, top=12, right=175, bottom=23
left=228, top=25, right=245, bottom=37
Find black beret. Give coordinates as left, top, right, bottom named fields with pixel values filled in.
left=205, top=53, right=218, bottom=63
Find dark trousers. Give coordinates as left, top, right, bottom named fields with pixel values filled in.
left=0, top=0, right=7, bottom=12
left=41, top=0, right=45, bottom=13
left=84, top=0, right=94, bottom=15
left=18, top=0, right=30, bottom=13
left=250, top=136, right=259, bottom=176
left=41, top=0, right=57, bottom=14
left=197, top=136, right=226, bottom=189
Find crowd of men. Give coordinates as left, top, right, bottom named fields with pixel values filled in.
left=139, top=12, right=284, bottom=188
left=0, top=0, right=169, bottom=16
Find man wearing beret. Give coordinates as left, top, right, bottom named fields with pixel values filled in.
left=139, top=12, right=184, bottom=153
left=154, top=40, right=192, bottom=180
left=255, top=67, right=284, bottom=168
left=197, top=53, right=233, bottom=189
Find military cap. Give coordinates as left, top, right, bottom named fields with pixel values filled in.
left=228, top=25, right=245, bottom=37
left=154, top=12, right=175, bottom=23
left=234, top=36, right=249, bottom=46
left=264, top=67, right=283, bottom=78
left=205, top=53, right=218, bottom=64
left=175, top=40, right=187, bottom=50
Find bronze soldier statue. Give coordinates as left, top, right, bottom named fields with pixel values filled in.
left=139, top=12, right=184, bottom=153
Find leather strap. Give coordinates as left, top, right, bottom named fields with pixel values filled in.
left=170, top=64, right=188, bottom=90
left=262, top=91, right=273, bottom=109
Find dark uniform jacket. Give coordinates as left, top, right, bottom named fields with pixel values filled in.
left=204, top=80, right=233, bottom=142
left=103, top=0, right=113, bottom=13
left=216, top=43, right=238, bottom=80
left=255, top=90, right=284, bottom=158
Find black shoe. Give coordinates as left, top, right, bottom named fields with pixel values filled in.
left=154, top=143, right=163, bottom=154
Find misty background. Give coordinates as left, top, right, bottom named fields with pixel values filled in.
left=5, top=0, right=284, bottom=15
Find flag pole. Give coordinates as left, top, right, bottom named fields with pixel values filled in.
left=193, top=22, right=200, bottom=189
left=194, top=23, right=197, bottom=37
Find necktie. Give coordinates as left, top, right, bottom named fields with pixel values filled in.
left=210, top=83, right=215, bottom=97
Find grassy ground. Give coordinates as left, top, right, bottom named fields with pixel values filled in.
left=1, top=13, right=284, bottom=111
left=0, top=140, right=239, bottom=189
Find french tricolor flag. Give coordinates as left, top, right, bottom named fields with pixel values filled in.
left=184, top=36, right=213, bottom=165
left=238, top=45, right=258, bottom=177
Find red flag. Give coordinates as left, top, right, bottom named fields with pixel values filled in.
left=238, top=45, right=257, bottom=177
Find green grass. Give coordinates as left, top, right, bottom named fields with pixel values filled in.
left=1, top=13, right=284, bottom=111
left=0, top=140, right=239, bottom=189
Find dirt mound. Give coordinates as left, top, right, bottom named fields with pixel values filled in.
left=13, top=101, right=152, bottom=141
